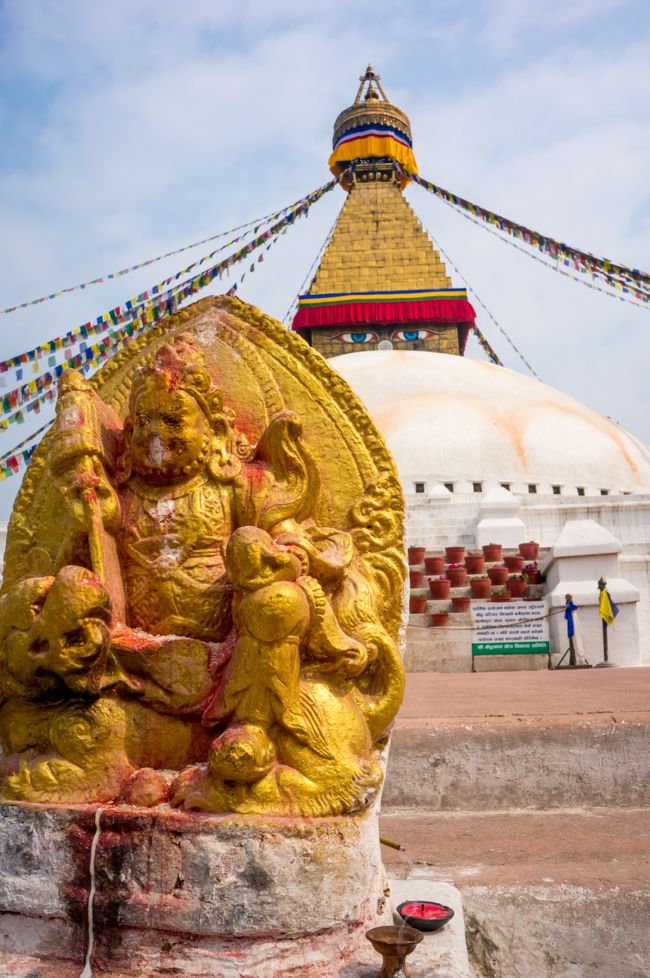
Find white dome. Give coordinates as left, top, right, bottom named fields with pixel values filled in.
left=329, top=350, right=650, bottom=496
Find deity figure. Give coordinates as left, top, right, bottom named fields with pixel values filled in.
left=0, top=307, right=405, bottom=818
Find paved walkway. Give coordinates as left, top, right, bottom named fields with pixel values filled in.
left=384, top=667, right=650, bottom=891
left=398, top=665, right=650, bottom=721
left=380, top=807, right=650, bottom=888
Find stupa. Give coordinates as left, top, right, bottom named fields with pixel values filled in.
left=292, top=67, right=650, bottom=669
left=292, top=66, right=476, bottom=359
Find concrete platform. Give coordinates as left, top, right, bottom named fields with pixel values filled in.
left=379, top=810, right=650, bottom=978
left=380, top=807, right=650, bottom=889
left=397, top=664, right=650, bottom=720
left=381, top=668, right=650, bottom=978
left=383, top=667, right=650, bottom=810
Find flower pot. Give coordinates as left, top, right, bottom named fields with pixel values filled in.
left=451, top=596, right=470, bottom=613
left=491, top=593, right=511, bottom=603
left=445, top=546, right=465, bottom=564
left=526, top=570, right=540, bottom=585
left=447, top=567, right=467, bottom=587
left=504, top=555, right=524, bottom=573
left=482, top=544, right=502, bottom=562
left=470, top=577, right=492, bottom=599
left=487, top=565, right=509, bottom=586
left=519, top=541, right=539, bottom=560
left=408, top=546, right=426, bottom=566
left=432, top=612, right=449, bottom=627
left=409, top=594, right=429, bottom=614
left=465, top=554, right=485, bottom=575
left=424, top=555, right=445, bottom=575
left=409, top=569, right=426, bottom=588
left=508, top=578, right=527, bottom=598
left=429, top=578, right=451, bottom=600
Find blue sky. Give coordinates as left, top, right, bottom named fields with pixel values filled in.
left=0, top=0, right=649, bottom=516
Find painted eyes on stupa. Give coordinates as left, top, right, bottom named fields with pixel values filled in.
left=335, top=331, right=379, bottom=344
left=391, top=328, right=435, bottom=342
left=334, top=328, right=435, bottom=345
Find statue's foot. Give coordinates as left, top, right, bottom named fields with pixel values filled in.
left=208, top=723, right=275, bottom=784
left=2, top=756, right=129, bottom=804
left=169, top=765, right=235, bottom=812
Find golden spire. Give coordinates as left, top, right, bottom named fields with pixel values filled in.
left=328, top=66, right=417, bottom=186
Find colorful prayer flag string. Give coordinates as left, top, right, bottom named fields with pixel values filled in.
left=282, top=210, right=342, bottom=324
left=0, top=185, right=330, bottom=378
left=401, top=167, right=650, bottom=297
left=422, top=225, right=538, bottom=378
left=0, top=175, right=342, bottom=442
left=471, top=323, right=503, bottom=366
left=438, top=196, right=650, bottom=313
left=0, top=419, right=53, bottom=465
left=0, top=195, right=314, bottom=318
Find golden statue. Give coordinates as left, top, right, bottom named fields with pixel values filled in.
left=0, top=297, right=405, bottom=817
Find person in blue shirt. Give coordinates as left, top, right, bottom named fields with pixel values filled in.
left=564, top=594, right=578, bottom=666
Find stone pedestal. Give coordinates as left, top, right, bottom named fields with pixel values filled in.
left=0, top=801, right=391, bottom=977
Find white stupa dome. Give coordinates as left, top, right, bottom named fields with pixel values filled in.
left=330, top=350, right=650, bottom=496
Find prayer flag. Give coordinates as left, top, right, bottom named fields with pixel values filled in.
left=599, top=589, right=619, bottom=626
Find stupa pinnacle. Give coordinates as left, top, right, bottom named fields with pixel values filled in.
left=328, top=66, right=417, bottom=189
left=292, top=67, right=476, bottom=358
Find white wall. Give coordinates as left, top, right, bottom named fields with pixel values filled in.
left=405, top=492, right=650, bottom=662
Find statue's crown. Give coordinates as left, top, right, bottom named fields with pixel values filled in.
left=130, top=333, right=224, bottom=416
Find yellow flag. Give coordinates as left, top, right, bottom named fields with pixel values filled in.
left=599, top=589, right=615, bottom=626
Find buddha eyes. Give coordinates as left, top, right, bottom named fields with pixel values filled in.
left=333, top=328, right=435, bottom=345
left=334, top=331, right=379, bottom=344
left=391, top=328, right=435, bottom=342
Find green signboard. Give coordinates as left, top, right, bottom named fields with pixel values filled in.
left=472, top=640, right=550, bottom=656
left=472, top=601, right=550, bottom=657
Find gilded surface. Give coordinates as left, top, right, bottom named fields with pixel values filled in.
left=308, top=182, right=452, bottom=296
left=0, top=296, right=405, bottom=816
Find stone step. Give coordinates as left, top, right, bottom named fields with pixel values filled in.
left=408, top=608, right=474, bottom=624
left=405, top=644, right=472, bottom=673
left=379, top=808, right=650, bottom=978
left=383, top=669, right=650, bottom=811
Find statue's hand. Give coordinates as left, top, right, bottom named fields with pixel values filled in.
left=56, top=454, right=120, bottom=535
left=108, top=624, right=224, bottom=714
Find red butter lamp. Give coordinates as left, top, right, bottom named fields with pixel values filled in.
left=396, top=900, right=455, bottom=932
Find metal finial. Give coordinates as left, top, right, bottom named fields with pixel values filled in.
left=354, top=65, right=388, bottom=104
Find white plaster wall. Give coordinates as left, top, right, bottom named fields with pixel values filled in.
left=405, top=494, right=650, bottom=662
left=619, top=555, right=650, bottom=665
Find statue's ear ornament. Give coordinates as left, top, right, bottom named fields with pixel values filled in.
left=114, top=420, right=133, bottom=486
left=208, top=451, right=242, bottom=481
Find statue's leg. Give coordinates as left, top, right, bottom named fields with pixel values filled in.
left=2, top=696, right=133, bottom=804
left=171, top=582, right=311, bottom=812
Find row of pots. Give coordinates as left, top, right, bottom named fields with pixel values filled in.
left=410, top=576, right=532, bottom=609
left=408, top=541, right=540, bottom=567
left=411, top=595, right=471, bottom=614
left=410, top=567, right=540, bottom=591
left=430, top=593, right=530, bottom=627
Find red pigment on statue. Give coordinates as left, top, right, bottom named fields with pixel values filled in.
left=400, top=902, right=450, bottom=919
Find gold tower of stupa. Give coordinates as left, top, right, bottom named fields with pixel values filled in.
left=292, top=67, right=475, bottom=358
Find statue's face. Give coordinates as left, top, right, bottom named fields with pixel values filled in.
left=130, top=386, right=210, bottom=482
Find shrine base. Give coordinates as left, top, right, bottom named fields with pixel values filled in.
left=0, top=801, right=391, bottom=977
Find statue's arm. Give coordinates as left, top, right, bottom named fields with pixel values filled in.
left=48, top=372, right=126, bottom=619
